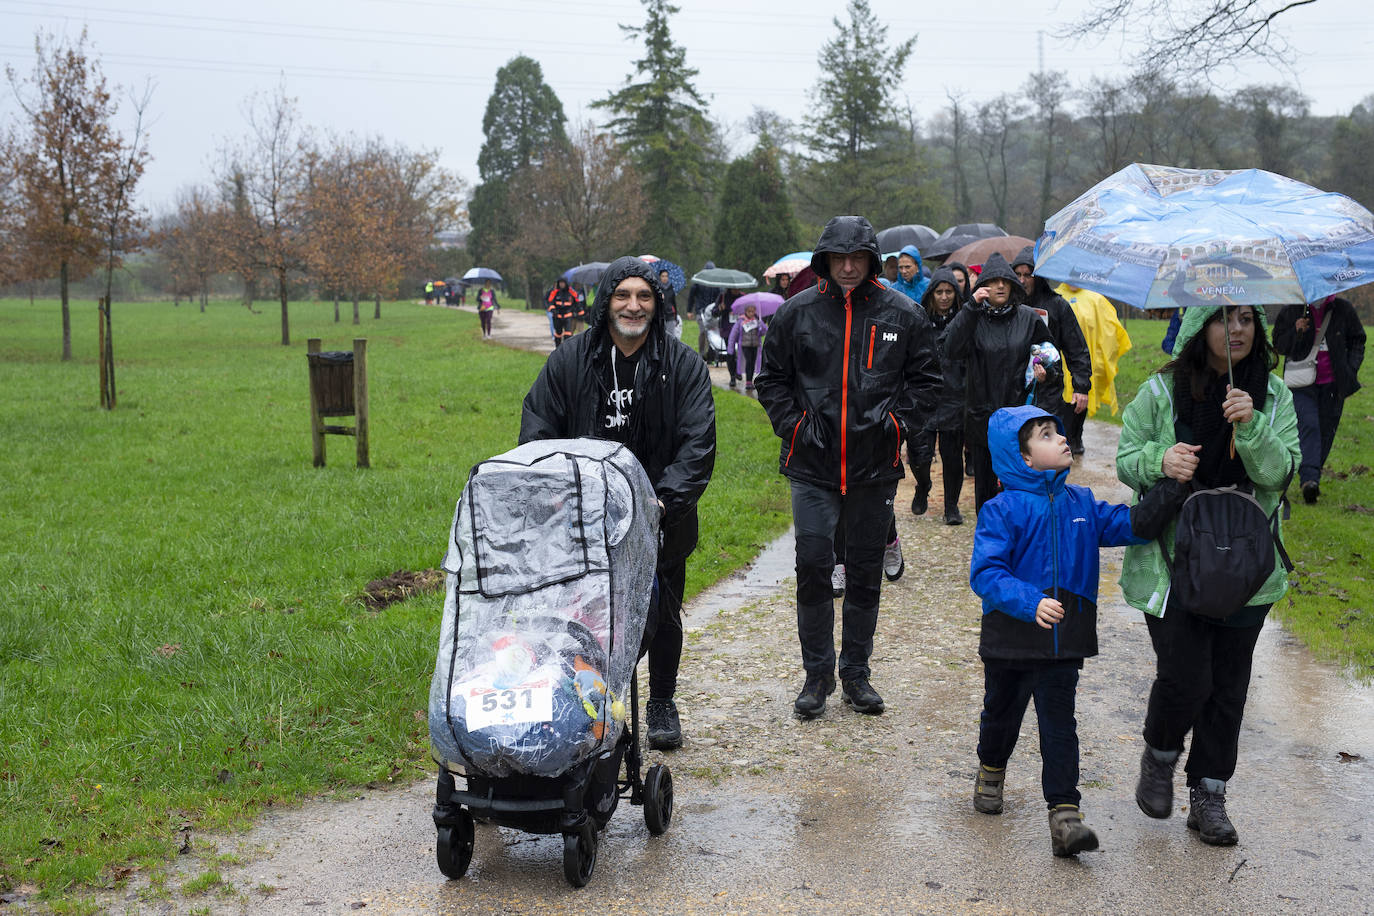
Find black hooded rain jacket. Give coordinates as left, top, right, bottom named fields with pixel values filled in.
left=756, top=216, right=941, bottom=492
left=520, top=256, right=717, bottom=565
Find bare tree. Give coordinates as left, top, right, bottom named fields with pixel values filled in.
left=508, top=123, right=646, bottom=267
left=0, top=127, right=23, bottom=288
left=1063, top=0, right=1320, bottom=80
left=218, top=85, right=309, bottom=345
left=1023, top=71, right=1071, bottom=225
left=973, top=94, right=1022, bottom=228
left=158, top=186, right=226, bottom=311
left=1082, top=76, right=1137, bottom=177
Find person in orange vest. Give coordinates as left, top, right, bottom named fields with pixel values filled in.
left=546, top=278, right=579, bottom=348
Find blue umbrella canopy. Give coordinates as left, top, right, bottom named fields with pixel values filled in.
left=641, top=257, right=687, bottom=293
left=1035, top=164, right=1374, bottom=309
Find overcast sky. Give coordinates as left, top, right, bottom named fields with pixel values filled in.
left=2, top=0, right=1371, bottom=214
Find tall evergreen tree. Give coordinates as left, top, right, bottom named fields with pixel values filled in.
left=714, top=142, right=798, bottom=278
left=593, top=0, right=715, bottom=264
left=794, top=0, right=941, bottom=229
left=467, top=55, right=567, bottom=283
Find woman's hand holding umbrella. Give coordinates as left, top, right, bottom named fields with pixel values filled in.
left=1222, top=385, right=1254, bottom=425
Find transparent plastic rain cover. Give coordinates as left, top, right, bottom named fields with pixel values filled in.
left=428, top=439, right=659, bottom=777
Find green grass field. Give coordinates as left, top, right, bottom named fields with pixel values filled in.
left=0, top=301, right=1367, bottom=900
left=0, top=298, right=790, bottom=897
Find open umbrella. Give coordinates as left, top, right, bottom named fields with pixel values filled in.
left=463, top=267, right=503, bottom=283
left=876, top=224, right=939, bottom=253
left=763, top=251, right=812, bottom=279
left=640, top=258, right=686, bottom=293
left=1035, top=164, right=1374, bottom=312
left=946, top=222, right=1008, bottom=240
left=690, top=268, right=757, bottom=289
left=563, top=261, right=610, bottom=286
left=730, top=291, right=784, bottom=320
left=947, top=235, right=1035, bottom=268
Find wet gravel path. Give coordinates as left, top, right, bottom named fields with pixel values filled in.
left=91, top=310, right=1374, bottom=914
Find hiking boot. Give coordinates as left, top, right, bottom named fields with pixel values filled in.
left=1048, top=805, right=1100, bottom=857
left=1135, top=746, right=1178, bottom=819
left=1302, top=481, right=1320, bottom=504
left=1187, top=782, right=1239, bottom=846
left=841, top=677, right=885, bottom=714
left=944, top=508, right=964, bottom=526
left=744, top=381, right=755, bottom=391
left=883, top=537, right=905, bottom=581
left=793, top=673, right=836, bottom=719
left=831, top=564, right=846, bottom=598
left=973, top=764, right=1004, bottom=815
left=911, top=486, right=929, bottom=516
left=645, top=698, right=683, bottom=751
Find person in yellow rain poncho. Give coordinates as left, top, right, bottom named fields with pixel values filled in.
left=1055, top=283, right=1132, bottom=455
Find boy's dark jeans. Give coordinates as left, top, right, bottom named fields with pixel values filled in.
left=790, top=479, right=896, bottom=682
left=978, top=659, right=1082, bottom=808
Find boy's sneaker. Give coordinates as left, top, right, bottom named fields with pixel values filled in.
left=1302, top=481, right=1320, bottom=504
left=1048, top=805, right=1099, bottom=857
left=831, top=564, right=846, bottom=597
left=973, top=764, right=1004, bottom=814
left=793, top=673, right=835, bottom=719
left=883, top=537, right=905, bottom=581
left=1135, top=746, right=1178, bottom=818
left=1187, top=782, right=1239, bottom=846
left=645, top=698, right=683, bottom=750
left=841, top=677, right=885, bottom=714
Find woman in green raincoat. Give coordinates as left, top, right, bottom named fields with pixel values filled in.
left=1115, top=303, right=1299, bottom=848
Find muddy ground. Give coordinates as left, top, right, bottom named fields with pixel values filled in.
left=87, top=306, right=1374, bottom=915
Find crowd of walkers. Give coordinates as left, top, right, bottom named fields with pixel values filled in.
left=493, top=209, right=1359, bottom=860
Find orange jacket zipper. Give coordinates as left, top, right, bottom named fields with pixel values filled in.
left=867, top=324, right=875, bottom=369
left=841, top=291, right=853, bottom=494
left=889, top=411, right=901, bottom=466
left=785, top=411, right=806, bottom=466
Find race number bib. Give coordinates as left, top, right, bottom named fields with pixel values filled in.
left=456, top=679, right=554, bottom=732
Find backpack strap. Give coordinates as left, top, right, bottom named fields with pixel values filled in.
left=1267, top=460, right=1297, bottom=573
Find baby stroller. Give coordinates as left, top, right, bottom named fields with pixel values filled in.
left=428, top=438, right=673, bottom=887
left=700, top=312, right=729, bottom=366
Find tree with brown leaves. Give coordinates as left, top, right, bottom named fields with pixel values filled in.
left=7, top=30, right=148, bottom=361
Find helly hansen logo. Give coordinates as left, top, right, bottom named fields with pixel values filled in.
left=882, top=331, right=898, bottom=342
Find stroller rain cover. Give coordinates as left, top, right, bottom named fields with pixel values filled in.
left=428, top=439, right=659, bottom=777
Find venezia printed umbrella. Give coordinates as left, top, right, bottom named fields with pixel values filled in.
left=1033, top=164, right=1374, bottom=310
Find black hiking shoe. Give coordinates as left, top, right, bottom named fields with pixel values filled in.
left=1302, top=481, right=1320, bottom=504
left=1049, top=805, right=1100, bottom=857
left=1135, top=747, right=1177, bottom=819
left=974, top=764, right=1004, bottom=815
left=841, top=677, right=885, bottom=715
left=1187, top=783, right=1239, bottom=846
left=793, top=673, right=836, bottom=720
left=911, top=486, right=929, bottom=516
left=944, top=507, right=964, bottom=526
left=646, top=698, right=683, bottom=750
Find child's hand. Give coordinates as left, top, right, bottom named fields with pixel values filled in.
left=1035, top=597, right=1065, bottom=629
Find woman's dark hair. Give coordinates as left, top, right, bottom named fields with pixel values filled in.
left=768, top=273, right=791, bottom=296
left=1162, top=306, right=1278, bottom=401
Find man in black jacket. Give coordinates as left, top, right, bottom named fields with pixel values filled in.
left=520, top=256, right=717, bottom=750
left=756, top=216, right=941, bottom=719
left=1011, top=247, right=1093, bottom=455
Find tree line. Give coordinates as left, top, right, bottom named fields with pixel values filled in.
left=468, top=0, right=1374, bottom=310
left=1, top=31, right=468, bottom=360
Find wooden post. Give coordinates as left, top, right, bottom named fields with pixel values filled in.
left=307, top=338, right=325, bottom=467
left=353, top=338, right=369, bottom=468
left=98, top=302, right=108, bottom=408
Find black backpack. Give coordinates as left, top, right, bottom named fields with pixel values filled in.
left=1161, top=477, right=1293, bottom=619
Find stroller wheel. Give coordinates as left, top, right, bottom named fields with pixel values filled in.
left=643, top=764, right=673, bottom=836
left=436, top=810, right=475, bottom=879
left=562, top=821, right=598, bottom=887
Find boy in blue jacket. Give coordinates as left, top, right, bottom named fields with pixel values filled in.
left=970, top=405, right=1144, bottom=856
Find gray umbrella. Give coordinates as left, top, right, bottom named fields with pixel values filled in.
left=689, top=268, right=758, bottom=289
